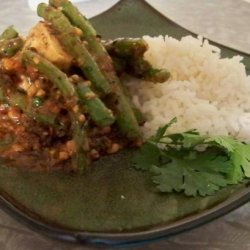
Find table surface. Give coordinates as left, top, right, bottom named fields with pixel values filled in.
left=0, top=1, right=249, bottom=249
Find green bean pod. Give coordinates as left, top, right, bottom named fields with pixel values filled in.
left=37, top=3, right=111, bottom=96
left=76, top=81, right=115, bottom=127
left=0, top=37, right=23, bottom=58
left=0, top=26, right=18, bottom=40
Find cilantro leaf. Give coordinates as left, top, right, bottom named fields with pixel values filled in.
left=151, top=152, right=230, bottom=196
left=133, top=142, right=161, bottom=171
left=151, top=117, right=177, bottom=143
left=206, top=136, right=238, bottom=152
left=133, top=118, right=250, bottom=197
left=189, top=152, right=231, bottom=174
left=183, top=171, right=227, bottom=197
left=229, top=144, right=250, bottom=182
left=166, top=130, right=206, bottom=148
left=163, top=146, right=197, bottom=159
left=206, top=136, right=250, bottom=182
left=151, top=163, right=183, bottom=193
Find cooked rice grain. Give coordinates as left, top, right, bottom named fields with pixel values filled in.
left=126, top=35, right=250, bottom=141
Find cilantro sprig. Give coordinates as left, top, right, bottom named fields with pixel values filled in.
left=134, top=118, right=250, bottom=197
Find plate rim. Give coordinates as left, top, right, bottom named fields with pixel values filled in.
left=0, top=185, right=249, bottom=246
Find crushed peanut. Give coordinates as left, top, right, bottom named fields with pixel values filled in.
left=73, top=105, right=79, bottom=113
left=59, top=151, right=69, bottom=161
left=66, top=140, right=76, bottom=154
left=12, top=144, right=24, bottom=152
left=90, top=149, right=100, bottom=160
left=78, top=114, right=86, bottom=122
left=27, top=84, right=38, bottom=97
left=36, top=89, right=46, bottom=97
left=8, top=108, right=21, bottom=122
left=33, top=57, right=40, bottom=64
left=107, top=143, right=120, bottom=154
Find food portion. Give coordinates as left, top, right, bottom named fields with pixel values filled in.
left=128, top=35, right=250, bottom=140
left=0, top=1, right=169, bottom=171
left=0, top=0, right=249, bottom=197
left=131, top=35, right=250, bottom=196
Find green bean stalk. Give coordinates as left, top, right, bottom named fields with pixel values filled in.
left=9, top=92, right=57, bottom=126
left=75, top=80, right=115, bottom=127
left=105, top=38, right=171, bottom=83
left=48, top=0, right=142, bottom=140
left=0, top=26, right=24, bottom=58
left=0, top=26, right=18, bottom=40
left=37, top=3, right=111, bottom=97
left=104, top=38, right=149, bottom=59
left=22, top=50, right=90, bottom=171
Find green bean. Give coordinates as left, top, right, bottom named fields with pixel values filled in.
left=70, top=115, right=89, bottom=172
left=0, top=37, right=23, bottom=58
left=37, top=3, right=111, bottom=96
left=104, top=38, right=148, bottom=59
left=23, top=50, right=91, bottom=170
left=22, top=50, right=75, bottom=97
left=9, top=92, right=57, bottom=126
left=76, top=81, right=115, bottom=127
left=49, top=0, right=141, bottom=139
left=1, top=77, right=56, bottom=126
left=0, top=26, right=18, bottom=40
left=0, top=136, right=15, bottom=150
left=105, top=39, right=170, bottom=83
left=131, top=58, right=170, bottom=83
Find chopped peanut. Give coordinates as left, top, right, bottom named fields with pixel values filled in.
left=66, top=140, right=76, bottom=154
left=12, top=144, right=24, bottom=152
left=79, top=114, right=86, bottom=122
left=74, top=27, right=83, bottom=36
left=8, top=108, right=21, bottom=122
left=27, top=84, right=38, bottom=97
left=107, top=143, right=120, bottom=154
left=59, top=151, right=69, bottom=161
left=49, top=149, right=56, bottom=156
left=73, top=105, right=79, bottom=113
left=36, top=89, right=46, bottom=97
left=100, top=126, right=111, bottom=135
left=90, top=149, right=100, bottom=160
left=33, top=57, right=40, bottom=65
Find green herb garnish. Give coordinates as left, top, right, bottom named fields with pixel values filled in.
left=134, top=118, right=250, bottom=197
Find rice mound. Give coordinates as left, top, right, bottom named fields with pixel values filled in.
left=126, top=35, right=250, bottom=142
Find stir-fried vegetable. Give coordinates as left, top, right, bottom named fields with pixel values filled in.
left=75, top=81, right=115, bottom=127
left=24, top=22, right=73, bottom=69
left=37, top=3, right=112, bottom=97
left=0, top=1, right=248, bottom=199
left=0, top=26, right=18, bottom=40
left=0, top=0, right=170, bottom=171
left=0, top=26, right=23, bottom=58
left=41, top=1, right=142, bottom=139
left=23, top=50, right=76, bottom=97
left=0, top=38, right=24, bottom=58
left=105, top=38, right=170, bottom=83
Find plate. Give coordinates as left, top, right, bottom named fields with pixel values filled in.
left=0, top=0, right=249, bottom=247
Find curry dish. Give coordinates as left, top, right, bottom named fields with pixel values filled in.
left=0, top=0, right=169, bottom=171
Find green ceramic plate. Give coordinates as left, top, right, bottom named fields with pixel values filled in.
left=0, top=0, right=249, bottom=247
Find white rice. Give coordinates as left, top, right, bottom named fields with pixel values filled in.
left=126, top=35, right=250, bottom=142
